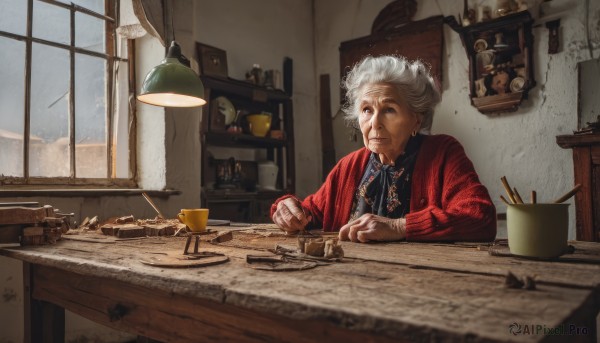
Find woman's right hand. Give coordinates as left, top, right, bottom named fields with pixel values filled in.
left=272, top=197, right=311, bottom=233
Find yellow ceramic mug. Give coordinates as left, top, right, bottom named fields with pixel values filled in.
left=177, top=209, right=209, bottom=233
left=246, top=113, right=271, bottom=137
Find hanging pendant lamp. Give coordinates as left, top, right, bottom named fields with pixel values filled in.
left=137, top=41, right=206, bottom=107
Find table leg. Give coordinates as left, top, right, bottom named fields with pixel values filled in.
left=23, top=262, right=65, bottom=343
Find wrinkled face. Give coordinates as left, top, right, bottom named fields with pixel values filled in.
left=358, top=83, right=422, bottom=164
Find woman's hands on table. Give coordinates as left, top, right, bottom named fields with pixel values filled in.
left=272, top=197, right=311, bottom=233
left=338, top=214, right=406, bottom=242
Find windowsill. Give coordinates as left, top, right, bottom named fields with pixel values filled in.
left=0, top=189, right=181, bottom=198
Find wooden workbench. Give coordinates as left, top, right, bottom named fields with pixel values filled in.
left=1, top=226, right=599, bottom=342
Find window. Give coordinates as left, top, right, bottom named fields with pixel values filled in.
left=0, top=0, right=136, bottom=187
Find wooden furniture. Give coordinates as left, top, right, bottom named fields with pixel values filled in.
left=557, top=133, right=600, bottom=241
left=2, top=228, right=599, bottom=342
left=339, top=15, right=444, bottom=102
left=446, top=10, right=535, bottom=114
left=200, top=75, right=295, bottom=222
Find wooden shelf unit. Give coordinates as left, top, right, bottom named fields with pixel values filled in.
left=200, top=75, right=295, bottom=223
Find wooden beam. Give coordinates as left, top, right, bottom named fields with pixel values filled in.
left=320, top=74, right=336, bottom=181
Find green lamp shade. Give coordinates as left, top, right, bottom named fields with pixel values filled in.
left=137, top=43, right=206, bottom=107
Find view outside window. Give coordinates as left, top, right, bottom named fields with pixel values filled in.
left=0, top=0, right=131, bottom=182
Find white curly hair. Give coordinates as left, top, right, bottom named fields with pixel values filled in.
left=341, top=55, right=441, bottom=133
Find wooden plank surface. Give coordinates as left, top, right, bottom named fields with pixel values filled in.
left=342, top=241, right=600, bottom=289
left=2, top=228, right=600, bottom=342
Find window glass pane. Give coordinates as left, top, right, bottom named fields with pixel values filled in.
left=76, top=12, right=105, bottom=53
left=33, top=0, right=69, bottom=45
left=0, top=38, right=26, bottom=177
left=30, top=43, right=70, bottom=177
left=75, top=54, right=107, bottom=178
left=114, top=60, right=129, bottom=178
left=0, top=0, right=27, bottom=35
left=57, top=0, right=105, bottom=14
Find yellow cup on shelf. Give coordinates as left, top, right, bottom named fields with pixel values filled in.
left=177, top=209, right=209, bottom=233
left=246, top=113, right=272, bottom=137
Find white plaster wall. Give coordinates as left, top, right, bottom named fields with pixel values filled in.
left=192, top=0, right=319, bottom=198
left=137, top=34, right=168, bottom=191
left=314, top=0, right=600, bottom=239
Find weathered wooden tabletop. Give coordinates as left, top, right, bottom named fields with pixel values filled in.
left=2, top=225, right=599, bottom=342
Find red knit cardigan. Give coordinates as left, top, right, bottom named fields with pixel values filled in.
left=271, top=134, right=496, bottom=241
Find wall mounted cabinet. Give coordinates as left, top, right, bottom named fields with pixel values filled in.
left=446, top=10, right=535, bottom=114
left=200, top=75, right=295, bottom=223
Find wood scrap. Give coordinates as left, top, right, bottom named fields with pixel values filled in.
left=100, top=224, right=117, bottom=236
left=88, top=216, right=99, bottom=229
left=143, top=223, right=177, bottom=236
left=75, top=216, right=99, bottom=231
left=304, top=238, right=325, bottom=257
left=0, top=206, right=54, bottom=225
left=210, top=231, right=233, bottom=243
left=116, top=215, right=135, bottom=224
left=20, top=226, right=62, bottom=246
left=0, top=205, right=70, bottom=245
left=302, top=237, right=344, bottom=259
left=505, top=271, right=524, bottom=289
left=505, top=271, right=536, bottom=290
left=79, top=217, right=90, bottom=228
left=115, top=224, right=146, bottom=238
left=139, top=251, right=229, bottom=268
left=324, top=238, right=344, bottom=259
left=95, top=217, right=183, bottom=237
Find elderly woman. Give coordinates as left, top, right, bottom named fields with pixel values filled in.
left=271, top=55, right=496, bottom=242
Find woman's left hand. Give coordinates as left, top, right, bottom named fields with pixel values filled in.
left=338, top=214, right=406, bottom=243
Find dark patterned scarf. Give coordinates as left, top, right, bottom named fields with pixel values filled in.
left=352, top=134, right=423, bottom=220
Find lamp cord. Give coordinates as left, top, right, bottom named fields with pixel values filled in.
left=162, top=0, right=174, bottom=49
left=170, top=0, right=175, bottom=43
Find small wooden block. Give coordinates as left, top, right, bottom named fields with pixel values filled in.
left=144, top=224, right=177, bottom=236
left=210, top=231, right=233, bottom=243
left=115, top=224, right=146, bottom=238
left=101, top=224, right=117, bottom=236
left=116, top=215, right=135, bottom=224
left=304, top=238, right=325, bottom=257
left=22, top=226, right=44, bottom=236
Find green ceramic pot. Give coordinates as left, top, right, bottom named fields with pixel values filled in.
left=507, top=203, right=569, bottom=259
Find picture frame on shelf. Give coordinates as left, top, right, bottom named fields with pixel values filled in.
left=196, top=42, right=228, bottom=78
